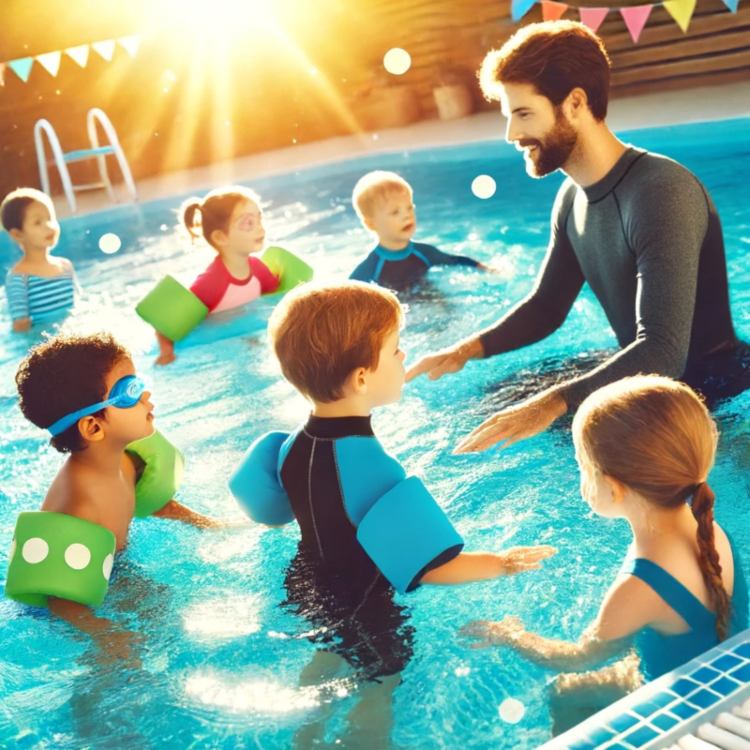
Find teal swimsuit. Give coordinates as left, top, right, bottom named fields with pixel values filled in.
left=622, top=539, right=748, bottom=680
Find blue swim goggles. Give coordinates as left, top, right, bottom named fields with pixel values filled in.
left=47, top=375, right=147, bottom=437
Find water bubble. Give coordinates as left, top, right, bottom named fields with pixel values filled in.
left=383, top=48, right=411, bottom=76
left=471, top=175, right=497, bottom=200
left=98, top=233, right=122, bottom=254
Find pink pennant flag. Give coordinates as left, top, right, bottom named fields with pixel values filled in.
left=541, top=0, right=569, bottom=20
left=620, top=4, right=653, bottom=42
left=579, top=7, right=609, bottom=31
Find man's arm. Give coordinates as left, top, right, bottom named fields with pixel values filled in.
left=407, top=184, right=583, bottom=382
left=478, top=184, right=584, bottom=358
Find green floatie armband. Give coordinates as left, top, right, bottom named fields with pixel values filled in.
left=135, top=275, right=209, bottom=342
left=261, top=246, right=314, bottom=294
left=5, top=511, right=116, bottom=608
left=125, top=430, right=184, bottom=517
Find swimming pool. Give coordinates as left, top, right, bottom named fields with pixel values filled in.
left=1, top=117, right=748, bottom=749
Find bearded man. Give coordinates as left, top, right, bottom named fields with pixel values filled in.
left=407, top=21, right=743, bottom=453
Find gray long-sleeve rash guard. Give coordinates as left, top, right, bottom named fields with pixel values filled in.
left=479, top=147, right=737, bottom=409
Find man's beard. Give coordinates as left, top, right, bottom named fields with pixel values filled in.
left=519, top=108, right=578, bottom=178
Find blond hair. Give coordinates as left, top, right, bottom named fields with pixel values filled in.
left=352, top=170, right=412, bottom=224
left=573, top=375, right=729, bottom=639
left=269, top=281, right=403, bottom=403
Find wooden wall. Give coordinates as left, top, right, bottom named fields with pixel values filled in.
left=0, top=0, right=747, bottom=200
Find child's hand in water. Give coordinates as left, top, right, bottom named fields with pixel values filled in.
left=459, top=615, right=526, bottom=648
left=499, top=545, right=556, bottom=574
left=96, top=628, right=144, bottom=668
left=478, top=257, right=514, bottom=278
left=154, top=351, right=176, bottom=366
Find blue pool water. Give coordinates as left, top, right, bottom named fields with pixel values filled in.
left=1, top=118, right=748, bottom=749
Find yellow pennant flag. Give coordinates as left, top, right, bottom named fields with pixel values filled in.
left=663, top=0, right=697, bottom=31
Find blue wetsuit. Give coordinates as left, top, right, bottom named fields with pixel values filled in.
left=231, top=415, right=464, bottom=679
left=622, top=539, right=748, bottom=681
left=349, top=240, right=480, bottom=290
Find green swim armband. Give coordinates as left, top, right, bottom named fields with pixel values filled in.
left=261, top=246, right=314, bottom=294
left=136, top=275, right=209, bottom=342
left=5, top=511, right=116, bottom=608
left=125, top=430, right=184, bottom=517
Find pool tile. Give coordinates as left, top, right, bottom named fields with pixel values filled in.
left=729, top=662, right=750, bottom=682
left=651, top=712, right=679, bottom=731
left=710, top=676, right=740, bottom=696
left=689, top=665, right=721, bottom=684
left=733, top=641, right=750, bottom=659
left=581, top=726, right=617, bottom=746
left=669, top=677, right=701, bottom=697
left=607, top=712, right=639, bottom=733
left=686, top=688, right=720, bottom=709
left=711, top=653, right=743, bottom=672
left=631, top=691, right=674, bottom=718
left=621, top=724, right=659, bottom=747
left=566, top=739, right=597, bottom=750
left=670, top=701, right=699, bottom=720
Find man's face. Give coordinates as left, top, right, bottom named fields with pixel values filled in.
left=499, top=82, right=578, bottom=178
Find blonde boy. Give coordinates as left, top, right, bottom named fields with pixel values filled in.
left=349, top=171, right=485, bottom=289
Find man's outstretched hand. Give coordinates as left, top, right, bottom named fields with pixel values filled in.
left=454, top=389, right=568, bottom=453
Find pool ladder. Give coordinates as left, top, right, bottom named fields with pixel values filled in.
left=33, top=108, right=137, bottom=214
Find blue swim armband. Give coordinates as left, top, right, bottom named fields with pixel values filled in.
left=356, top=476, right=464, bottom=594
left=229, top=432, right=294, bottom=525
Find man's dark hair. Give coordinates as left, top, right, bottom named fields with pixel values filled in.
left=479, top=21, right=612, bottom=121
left=16, top=333, right=130, bottom=453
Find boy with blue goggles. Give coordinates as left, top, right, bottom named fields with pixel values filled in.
left=47, top=375, right=146, bottom=436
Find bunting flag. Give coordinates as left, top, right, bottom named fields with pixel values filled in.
left=511, top=0, right=742, bottom=40
left=65, top=44, right=90, bottom=68
left=513, top=0, right=538, bottom=20
left=579, top=6, right=610, bottom=30
left=8, top=57, right=34, bottom=83
left=92, top=40, right=116, bottom=62
left=118, top=36, right=140, bottom=58
left=542, top=0, right=569, bottom=19
left=36, top=51, right=62, bottom=77
left=1, top=35, right=140, bottom=88
left=620, top=4, right=654, bottom=41
left=663, top=0, right=698, bottom=29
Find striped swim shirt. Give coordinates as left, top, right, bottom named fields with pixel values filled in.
left=5, top=268, right=76, bottom=323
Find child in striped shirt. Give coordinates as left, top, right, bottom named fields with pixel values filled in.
left=1, top=188, right=77, bottom=332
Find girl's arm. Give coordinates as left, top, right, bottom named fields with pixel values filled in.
left=153, top=499, right=224, bottom=528
left=421, top=546, right=556, bottom=585
left=460, top=573, right=656, bottom=671
left=154, top=331, right=176, bottom=366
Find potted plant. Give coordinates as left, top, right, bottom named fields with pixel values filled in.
left=349, top=69, right=421, bottom=131
left=433, top=64, right=476, bottom=120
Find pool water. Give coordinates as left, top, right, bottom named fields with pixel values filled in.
left=1, top=117, right=748, bottom=749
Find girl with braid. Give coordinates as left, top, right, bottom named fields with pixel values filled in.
left=462, top=375, right=748, bottom=696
